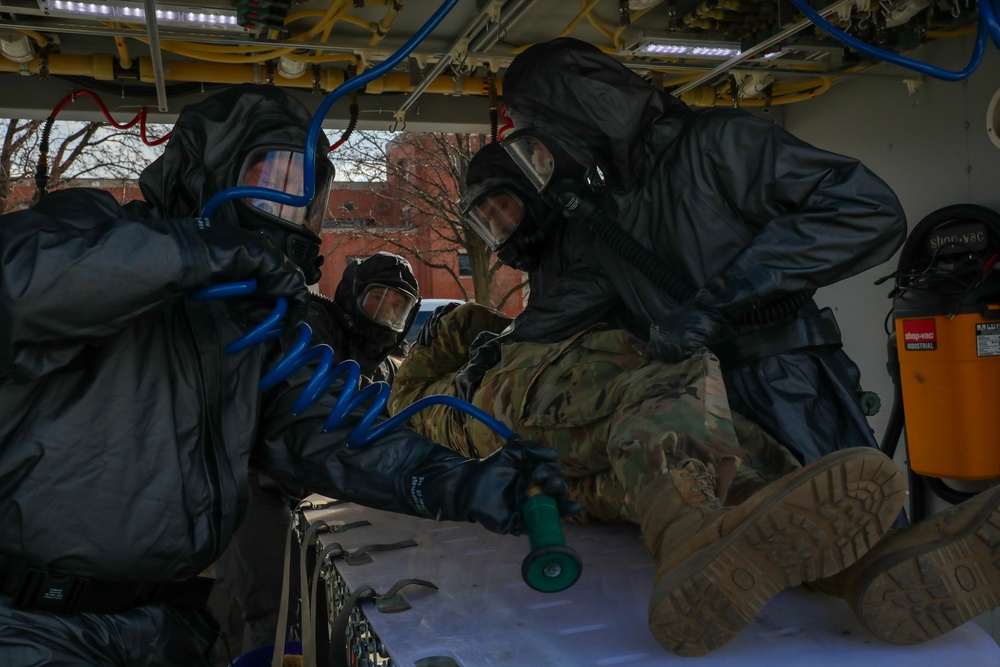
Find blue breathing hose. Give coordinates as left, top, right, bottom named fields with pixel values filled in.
left=790, top=0, right=1000, bottom=81
left=191, top=280, right=514, bottom=448
left=199, top=0, right=460, bottom=220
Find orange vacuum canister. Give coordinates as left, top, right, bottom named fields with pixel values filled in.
left=896, top=307, right=1000, bottom=480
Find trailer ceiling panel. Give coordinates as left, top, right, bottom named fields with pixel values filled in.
left=0, top=0, right=973, bottom=129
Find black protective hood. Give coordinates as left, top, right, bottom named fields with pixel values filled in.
left=502, top=37, right=692, bottom=185
left=467, top=140, right=531, bottom=186
left=333, top=252, right=420, bottom=358
left=138, top=84, right=330, bottom=220
left=334, top=252, right=419, bottom=307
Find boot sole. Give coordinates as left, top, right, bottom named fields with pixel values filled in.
left=850, top=484, right=1000, bottom=645
left=648, top=447, right=905, bottom=657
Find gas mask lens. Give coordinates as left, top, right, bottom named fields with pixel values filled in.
left=239, top=148, right=334, bottom=235
left=357, top=284, right=417, bottom=332
left=463, top=188, right=525, bottom=249
left=503, top=135, right=555, bottom=192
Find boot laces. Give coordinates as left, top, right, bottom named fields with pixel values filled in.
left=675, top=458, right=723, bottom=510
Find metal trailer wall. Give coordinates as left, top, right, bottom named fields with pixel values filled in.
left=783, top=35, right=1000, bottom=642
left=784, top=36, right=1000, bottom=443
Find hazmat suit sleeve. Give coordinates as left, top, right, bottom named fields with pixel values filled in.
left=698, top=112, right=907, bottom=295
left=251, top=328, right=574, bottom=535
left=1, top=187, right=308, bottom=381
left=0, top=190, right=217, bottom=379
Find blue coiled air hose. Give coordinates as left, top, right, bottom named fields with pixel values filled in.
left=191, top=279, right=512, bottom=446
left=191, top=280, right=583, bottom=593
left=191, top=0, right=522, bottom=447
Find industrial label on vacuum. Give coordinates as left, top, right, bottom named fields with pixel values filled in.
left=902, top=318, right=937, bottom=351
left=976, top=322, right=1000, bottom=356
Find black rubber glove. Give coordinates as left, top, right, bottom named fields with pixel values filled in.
left=453, top=331, right=502, bottom=402
left=184, top=217, right=309, bottom=331
left=416, top=301, right=461, bottom=347
left=648, top=249, right=778, bottom=364
left=648, top=300, right=727, bottom=363
left=405, top=435, right=581, bottom=535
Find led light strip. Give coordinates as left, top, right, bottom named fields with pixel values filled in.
left=638, top=43, right=741, bottom=59
left=41, top=1, right=241, bottom=28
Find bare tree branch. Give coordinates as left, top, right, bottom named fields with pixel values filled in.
left=337, top=130, right=501, bottom=299
left=0, top=119, right=43, bottom=212
left=0, top=120, right=155, bottom=212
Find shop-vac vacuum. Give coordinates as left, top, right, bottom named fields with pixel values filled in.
left=882, top=203, right=1000, bottom=521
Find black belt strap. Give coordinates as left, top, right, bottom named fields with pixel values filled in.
left=713, top=307, right=843, bottom=369
left=0, top=554, right=214, bottom=615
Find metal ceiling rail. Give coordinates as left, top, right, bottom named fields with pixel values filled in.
left=391, top=1, right=496, bottom=122
left=672, top=0, right=854, bottom=96
left=393, top=0, right=536, bottom=124
left=465, top=0, right=539, bottom=65
left=141, top=0, right=167, bottom=111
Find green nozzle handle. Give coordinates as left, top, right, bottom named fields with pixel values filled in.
left=523, top=490, right=566, bottom=550
left=520, top=488, right=582, bottom=593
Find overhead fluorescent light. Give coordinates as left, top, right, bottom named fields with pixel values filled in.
left=623, top=31, right=742, bottom=60
left=38, top=1, right=247, bottom=31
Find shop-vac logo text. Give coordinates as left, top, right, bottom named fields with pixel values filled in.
left=929, top=231, right=985, bottom=250
left=902, top=319, right=937, bottom=351
left=927, top=223, right=989, bottom=253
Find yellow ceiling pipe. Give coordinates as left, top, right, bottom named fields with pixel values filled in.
left=368, top=72, right=503, bottom=95
left=139, top=57, right=347, bottom=90
left=0, top=53, right=115, bottom=79
left=114, top=36, right=132, bottom=70
left=137, top=58, right=502, bottom=96
left=0, top=52, right=503, bottom=97
left=678, top=84, right=719, bottom=107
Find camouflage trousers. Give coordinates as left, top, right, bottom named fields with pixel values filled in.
left=389, top=303, right=801, bottom=524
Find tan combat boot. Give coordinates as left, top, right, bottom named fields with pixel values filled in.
left=846, top=483, right=1000, bottom=645
left=638, top=447, right=906, bottom=657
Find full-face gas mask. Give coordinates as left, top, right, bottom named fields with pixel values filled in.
left=462, top=139, right=569, bottom=273
left=500, top=127, right=600, bottom=215
left=235, top=147, right=335, bottom=285
left=354, top=281, right=419, bottom=359
left=357, top=283, right=418, bottom=334
left=462, top=175, right=559, bottom=272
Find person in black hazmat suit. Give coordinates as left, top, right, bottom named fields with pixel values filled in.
left=416, top=141, right=910, bottom=657
left=210, top=251, right=421, bottom=662
left=0, top=83, right=575, bottom=666
left=324, top=251, right=421, bottom=382
left=480, top=38, right=1000, bottom=654
left=469, top=37, right=908, bottom=467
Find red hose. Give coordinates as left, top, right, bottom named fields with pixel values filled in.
left=49, top=89, right=171, bottom=146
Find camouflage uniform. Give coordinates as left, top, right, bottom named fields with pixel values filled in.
left=390, top=303, right=801, bottom=523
